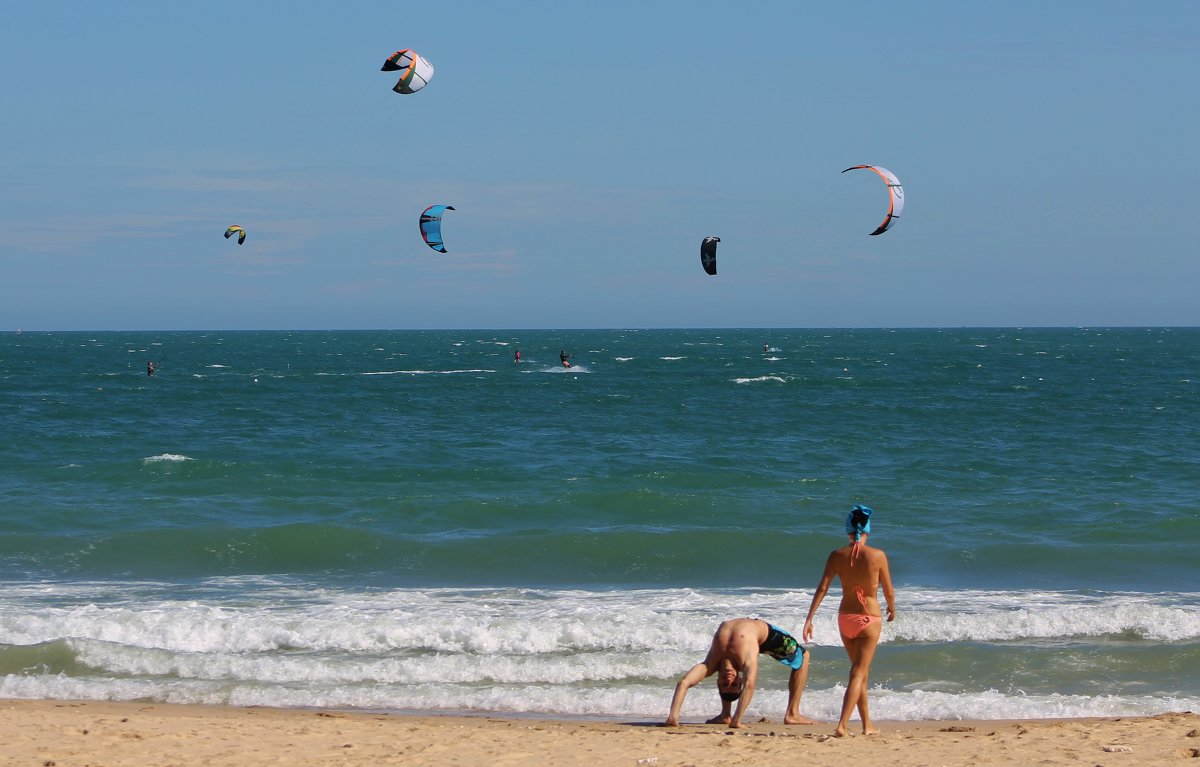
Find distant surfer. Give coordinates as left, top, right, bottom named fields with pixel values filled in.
left=559, top=350, right=571, bottom=368
left=147, top=360, right=157, bottom=377
left=514, top=349, right=521, bottom=363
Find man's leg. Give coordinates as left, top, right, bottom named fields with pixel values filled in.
left=783, top=651, right=815, bottom=725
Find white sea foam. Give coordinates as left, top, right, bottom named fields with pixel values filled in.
left=2, top=664, right=1195, bottom=721
left=7, top=584, right=1196, bottom=652
left=735, top=375, right=788, bottom=384
left=142, top=454, right=193, bottom=463
left=2, top=583, right=1198, bottom=720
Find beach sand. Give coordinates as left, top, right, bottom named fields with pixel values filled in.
left=4, top=699, right=1198, bottom=766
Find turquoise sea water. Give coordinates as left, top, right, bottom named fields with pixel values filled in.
left=1, top=328, right=1198, bottom=721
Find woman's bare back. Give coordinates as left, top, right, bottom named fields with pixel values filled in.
left=830, top=543, right=890, bottom=616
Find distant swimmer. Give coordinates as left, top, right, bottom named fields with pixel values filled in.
left=147, top=360, right=157, bottom=376
left=763, top=344, right=769, bottom=353
left=559, top=350, right=571, bottom=368
left=514, top=349, right=521, bottom=363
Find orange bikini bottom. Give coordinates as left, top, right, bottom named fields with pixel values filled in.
left=839, top=586, right=881, bottom=639
left=837, top=612, right=882, bottom=639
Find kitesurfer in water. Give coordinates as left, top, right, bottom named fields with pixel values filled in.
left=514, top=350, right=521, bottom=363
left=560, top=350, right=571, bottom=368
left=147, top=361, right=157, bottom=376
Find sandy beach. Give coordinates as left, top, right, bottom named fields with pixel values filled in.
left=4, top=699, right=1198, bottom=767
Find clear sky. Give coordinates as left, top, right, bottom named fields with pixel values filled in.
left=2, top=1, right=1197, bottom=330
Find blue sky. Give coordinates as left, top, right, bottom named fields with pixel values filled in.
left=2, top=1, right=1197, bottom=330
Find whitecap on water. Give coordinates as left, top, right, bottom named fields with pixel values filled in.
left=142, top=454, right=193, bottom=463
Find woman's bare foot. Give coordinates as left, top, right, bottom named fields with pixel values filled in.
left=784, top=715, right=816, bottom=725
left=705, top=714, right=731, bottom=725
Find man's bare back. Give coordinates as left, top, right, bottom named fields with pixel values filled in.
left=707, top=618, right=769, bottom=666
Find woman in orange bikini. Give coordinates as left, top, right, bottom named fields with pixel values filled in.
left=802, top=504, right=895, bottom=737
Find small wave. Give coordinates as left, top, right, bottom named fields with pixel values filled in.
left=735, top=375, right=788, bottom=384
left=206, top=364, right=228, bottom=369
left=142, top=454, right=194, bottom=463
left=659, top=356, right=686, bottom=361
left=0, top=671, right=1189, bottom=721
left=362, top=369, right=494, bottom=376
left=614, top=357, right=634, bottom=362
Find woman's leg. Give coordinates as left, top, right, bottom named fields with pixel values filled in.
left=835, top=621, right=882, bottom=736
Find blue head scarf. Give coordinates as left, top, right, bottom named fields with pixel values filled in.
left=845, top=504, right=873, bottom=540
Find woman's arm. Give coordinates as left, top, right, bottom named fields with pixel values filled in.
left=879, top=551, right=896, bottom=622
left=802, top=553, right=837, bottom=642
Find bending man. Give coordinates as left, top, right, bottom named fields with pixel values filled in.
left=665, top=617, right=813, bottom=728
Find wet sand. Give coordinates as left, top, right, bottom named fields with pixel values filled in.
left=4, top=699, right=1198, bottom=766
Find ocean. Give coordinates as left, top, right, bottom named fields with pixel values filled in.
left=1, top=328, right=1198, bottom=722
